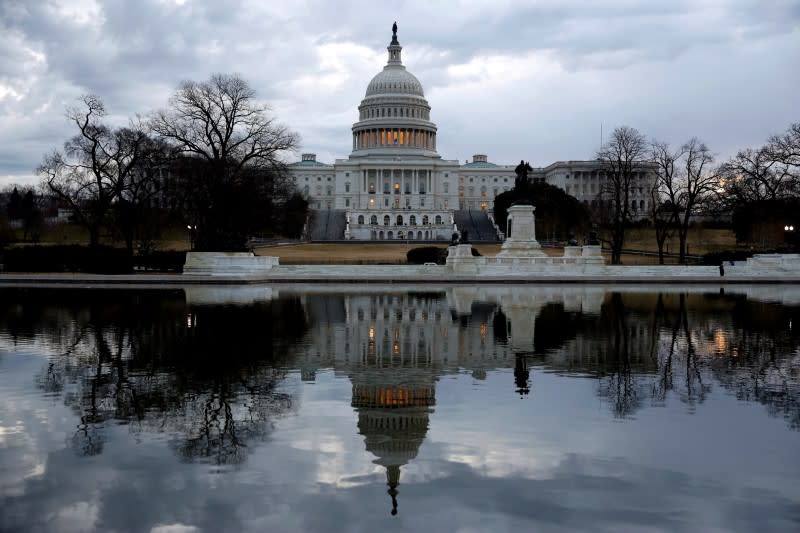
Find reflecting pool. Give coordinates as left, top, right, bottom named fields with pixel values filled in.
left=1, top=285, right=799, bottom=532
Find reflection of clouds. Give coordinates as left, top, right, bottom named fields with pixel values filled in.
left=1, top=368, right=798, bottom=532
left=2, top=288, right=800, bottom=531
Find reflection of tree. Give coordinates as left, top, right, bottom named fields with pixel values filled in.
left=705, top=299, right=800, bottom=429
left=596, top=293, right=648, bottom=418
left=650, top=294, right=710, bottom=409
left=0, top=289, right=308, bottom=464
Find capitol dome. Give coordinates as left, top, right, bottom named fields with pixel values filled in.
left=365, top=67, right=424, bottom=97
left=350, top=23, right=438, bottom=157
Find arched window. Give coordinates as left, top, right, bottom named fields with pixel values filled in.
left=409, top=215, right=417, bottom=225
left=387, top=231, right=394, bottom=239
left=357, top=215, right=364, bottom=224
left=369, top=182, right=375, bottom=193
left=435, top=215, right=442, bottom=224
left=396, top=215, right=403, bottom=225
left=417, top=231, right=423, bottom=239
left=370, top=215, right=378, bottom=225
left=422, top=215, right=429, bottom=225
left=383, top=215, right=390, bottom=226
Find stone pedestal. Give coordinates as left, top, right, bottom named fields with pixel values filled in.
left=497, top=204, right=546, bottom=258
left=183, top=252, right=279, bottom=276
left=446, top=244, right=479, bottom=273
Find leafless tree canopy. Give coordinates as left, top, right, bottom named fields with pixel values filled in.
left=716, top=121, right=800, bottom=207
left=597, top=126, right=648, bottom=264
left=149, top=74, right=300, bottom=250
left=37, top=95, right=161, bottom=248
left=150, top=73, right=298, bottom=178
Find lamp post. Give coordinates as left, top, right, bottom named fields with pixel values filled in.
left=187, top=224, right=197, bottom=251
left=785, top=224, right=795, bottom=250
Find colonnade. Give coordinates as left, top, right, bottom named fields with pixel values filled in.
left=353, top=128, right=436, bottom=151
left=359, top=168, right=433, bottom=196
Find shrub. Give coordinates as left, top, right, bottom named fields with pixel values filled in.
left=2, top=245, right=133, bottom=274
left=702, top=250, right=756, bottom=266
left=406, top=246, right=481, bottom=264
left=407, top=246, right=447, bottom=264
left=133, top=250, right=187, bottom=272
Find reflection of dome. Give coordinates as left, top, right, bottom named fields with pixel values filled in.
left=356, top=405, right=432, bottom=516
left=351, top=367, right=436, bottom=516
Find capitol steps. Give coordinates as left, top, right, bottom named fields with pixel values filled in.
left=309, top=209, right=347, bottom=241
left=453, top=210, right=500, bottom=242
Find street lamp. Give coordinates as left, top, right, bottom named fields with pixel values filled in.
left=785, top=224, right=796, bottom=250
left=187, top=224, right=197, bottom=251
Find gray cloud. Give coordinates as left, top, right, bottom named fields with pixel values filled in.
left=0, top=0, right=798, bottom=187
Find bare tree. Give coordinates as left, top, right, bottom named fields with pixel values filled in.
left=150, top=74, right=299, bottom=251
left=37, top=95, right=158, bottom=249
left=597, top=126, right=647, bottom=264
left=766, top=121, right=800, bottom=183
left=674, top=138, right=716, bottom=262
left=716, top=122, right=800, bottom=209
left=649, top=141, right=679, bottom=264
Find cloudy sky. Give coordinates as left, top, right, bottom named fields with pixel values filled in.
left=1, top=0, right=798, bottom=188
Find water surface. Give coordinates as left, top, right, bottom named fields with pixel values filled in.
left=1, top=285, right=799, bottom=532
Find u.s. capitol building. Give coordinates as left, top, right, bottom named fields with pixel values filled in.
left=289, top=24, right=655, bottom=241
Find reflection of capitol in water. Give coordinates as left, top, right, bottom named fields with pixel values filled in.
left=288, top=286, right=657, bottom=373
left=285, top=285, right=658, bottom=514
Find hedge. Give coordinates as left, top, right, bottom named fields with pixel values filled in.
left=0, top=246, right=187, bottom=274
left=406, top=245, right=481, bottom=265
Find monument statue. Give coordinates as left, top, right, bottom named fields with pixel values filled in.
left=392, top=21, right=397, bottom=36
left=514, top=160, right=533, bottom=191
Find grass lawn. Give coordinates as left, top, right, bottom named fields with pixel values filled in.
left=16, top=223, right=740, bottom=266
left=254, top=229, right=740, bottom=265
